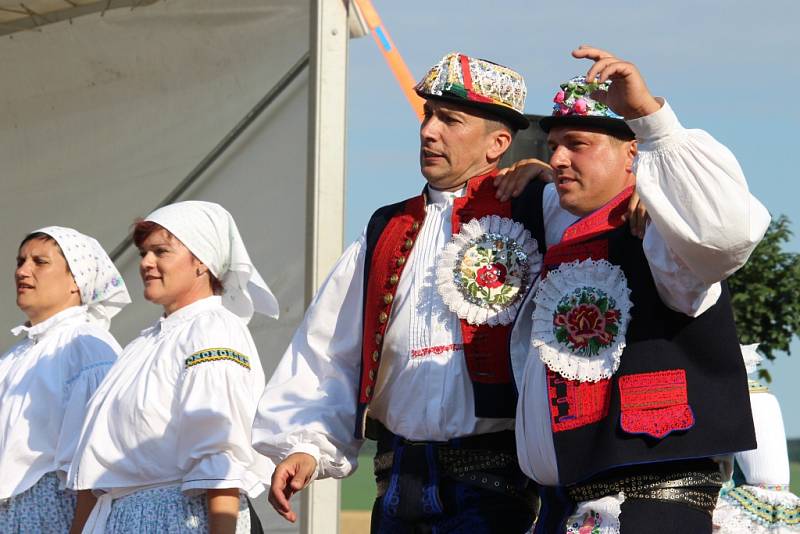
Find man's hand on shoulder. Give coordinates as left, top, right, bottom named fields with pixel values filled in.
left=268, top=452, right=318, bottom=523
left=622, top=189, right=649, bottom=239
left=573, top=45, right=662, bottom=120
left=494, top=158, right=554, bottom=201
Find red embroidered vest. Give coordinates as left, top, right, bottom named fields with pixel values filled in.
left=538, top=187, right=756, bottom=485
left=354, top=173, right=547, bottom=439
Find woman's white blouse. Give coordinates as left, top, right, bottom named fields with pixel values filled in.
left=68, top=296, right=270, bottom=497
left=0, top=305, right=121, bottom=500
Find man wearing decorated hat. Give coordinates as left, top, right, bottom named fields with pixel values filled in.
left=511, top=45, right=771, bottom=533
left=252, top=52, right=547, bottom=532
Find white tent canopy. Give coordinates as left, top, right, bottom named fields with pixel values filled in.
left=0, top=0, right=358, bottom=531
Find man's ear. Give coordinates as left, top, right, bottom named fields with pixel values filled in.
left=487, top=129, right=513, bottom=161
left=625, top=139, right=638, bottom=173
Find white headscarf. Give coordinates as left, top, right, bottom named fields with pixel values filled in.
left=739, top=343, right=762, bottom=375
left=34, top=226, right=131, bottom=328
left=144, top=201, right=279, bottom=323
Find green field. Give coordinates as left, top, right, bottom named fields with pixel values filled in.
left=341, top=441, right=377, bottom=510
left=341, top=448, right=800, bottom=511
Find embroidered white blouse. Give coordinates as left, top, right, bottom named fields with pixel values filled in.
left=0, top=305, right=121, bottom=500
left=68, top=296, right=270, bottom=497
left=252, top=100, right=770, bottom=484
left=514, top=99, right=771, bottom=486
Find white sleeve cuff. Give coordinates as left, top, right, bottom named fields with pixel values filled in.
left=626, top=98, right=681, bottom=144
left=285, top=443, right=323, bottom=483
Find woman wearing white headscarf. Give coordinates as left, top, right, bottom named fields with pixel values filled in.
left=0, top=227, right=130, bottom=533
left=712, top=344, right=800, bottom=533
left=68, top=201, right=279, bottom=534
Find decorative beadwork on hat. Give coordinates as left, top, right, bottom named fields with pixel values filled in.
left=551, top=75, right=622, bottom=119
left=415, top=52, right=528, bottom=128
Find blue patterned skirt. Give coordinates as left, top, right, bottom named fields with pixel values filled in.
left=0, top=472, right=76, bottom=534
left=105, top=485, right=251, bottom=533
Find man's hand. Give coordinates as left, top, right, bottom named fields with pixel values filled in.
left=622, top=189, right=649, bottom=239
left=268, top=452, right=318, bottom=523
left=572, top=45, right=661, bottom=120
left=494, top=158, right=554, bottom=201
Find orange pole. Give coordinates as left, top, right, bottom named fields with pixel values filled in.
left=353, top=0, right=425, bottom=121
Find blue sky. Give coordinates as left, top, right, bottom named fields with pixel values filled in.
left=344, top=0, right=800, bottom=437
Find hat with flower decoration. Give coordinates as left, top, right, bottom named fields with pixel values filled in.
left=415, top=52, right=529, bottom=130
left=539, top=75, right=634, bottom=138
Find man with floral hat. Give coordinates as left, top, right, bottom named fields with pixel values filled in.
left=512, top=45, right=771, bottom=533
left=252, top=52, right=546, bottom=532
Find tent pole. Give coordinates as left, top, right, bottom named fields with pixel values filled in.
left=301, top=0, right=349, bottom=532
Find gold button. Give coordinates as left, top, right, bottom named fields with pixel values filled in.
left=369, top=369, right=376, bottom=380
left=396, top=257, right=406, bottom=267
left=411, top=221, right=420, bottom=231
left=372, top=350, right=380, bottom=362
left=403, top=238, right=413, bottom=250
left=389, top=274, right=399, bottom=285
left=383, top=293, right=394, bottom=305
left=378, top=311, right=388, bottom=323
left=375, top=333, right=383, bottom=344
left=366, top=385, right=373, bottom=397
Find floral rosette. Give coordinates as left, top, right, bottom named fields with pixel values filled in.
left=436, top=215, right=542, bottom=326
left=532, top=258, right=632, bottom=382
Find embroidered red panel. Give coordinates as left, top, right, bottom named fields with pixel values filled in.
left=618, top=369, right=695, bottom=439
left=454, top=173, right=515, bottom=385
left=544, top=240, right=608, bottom=270
left=359, top=196, right=426, bottom=403
left=547, top=369, right=611, bottom=432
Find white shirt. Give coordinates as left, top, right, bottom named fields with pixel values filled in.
left=515, top=99, right=772, bottom=486
left=252, top=186, right=516, bottom=480
left=68, top=296, right=270, bottom=497
left=0, top=305, right=121, bottom=500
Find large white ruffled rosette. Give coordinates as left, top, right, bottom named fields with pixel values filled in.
left=565, top=493, right=624, bottom=534
left=436, top=215, right=542, bottom=326
left=532, top=259, right=632, bottom=382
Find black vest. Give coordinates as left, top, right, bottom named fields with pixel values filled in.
left=542, top=191, right=757, bottom=485
left=355, top=176, right=547, bottom=438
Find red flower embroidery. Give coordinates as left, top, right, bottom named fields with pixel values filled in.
left=565, top=304, right=611, bottom=347
left=552, top=287, right=621, bottom=356
left=475, top=263, right=507, bottom=289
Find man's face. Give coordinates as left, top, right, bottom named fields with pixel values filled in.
left=419, top=100, right=505, bottom=190
left=547, top=126, right=636, bottom=216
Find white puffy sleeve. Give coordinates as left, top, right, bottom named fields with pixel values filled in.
left=252, top=233, right=366, bottom=480
left=175, top=312, right=271, bottom=497
left=55, top=329, right=121, bottom=478
left=631, top=99, right=771, bottom=316
left=735, top=391, right=791, bottom=486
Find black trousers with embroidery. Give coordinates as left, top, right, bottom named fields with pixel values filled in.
left=367, top=421, right=536, bottom=534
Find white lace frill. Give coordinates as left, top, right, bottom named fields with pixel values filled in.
left=436, top=215, right=542, bottom=326
left=532, top=258, right=632, bottom=382
left=566, top=492, right=624, bottom=534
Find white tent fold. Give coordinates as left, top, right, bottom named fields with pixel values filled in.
left=0, top=0, right=361, bottom=532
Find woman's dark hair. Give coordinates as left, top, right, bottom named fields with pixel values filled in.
left=132, top=219, right=224, bottom=295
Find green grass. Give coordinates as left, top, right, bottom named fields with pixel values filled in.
left=341, top=441, right=378, bottom=511
left=791, top=462, right=800, bottom=495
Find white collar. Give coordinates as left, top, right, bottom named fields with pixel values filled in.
left=157, top=295, right=222, bottom=333
left=11, top=305, right=88, bottom=342
left=426, top=184, right=466, bottom=206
